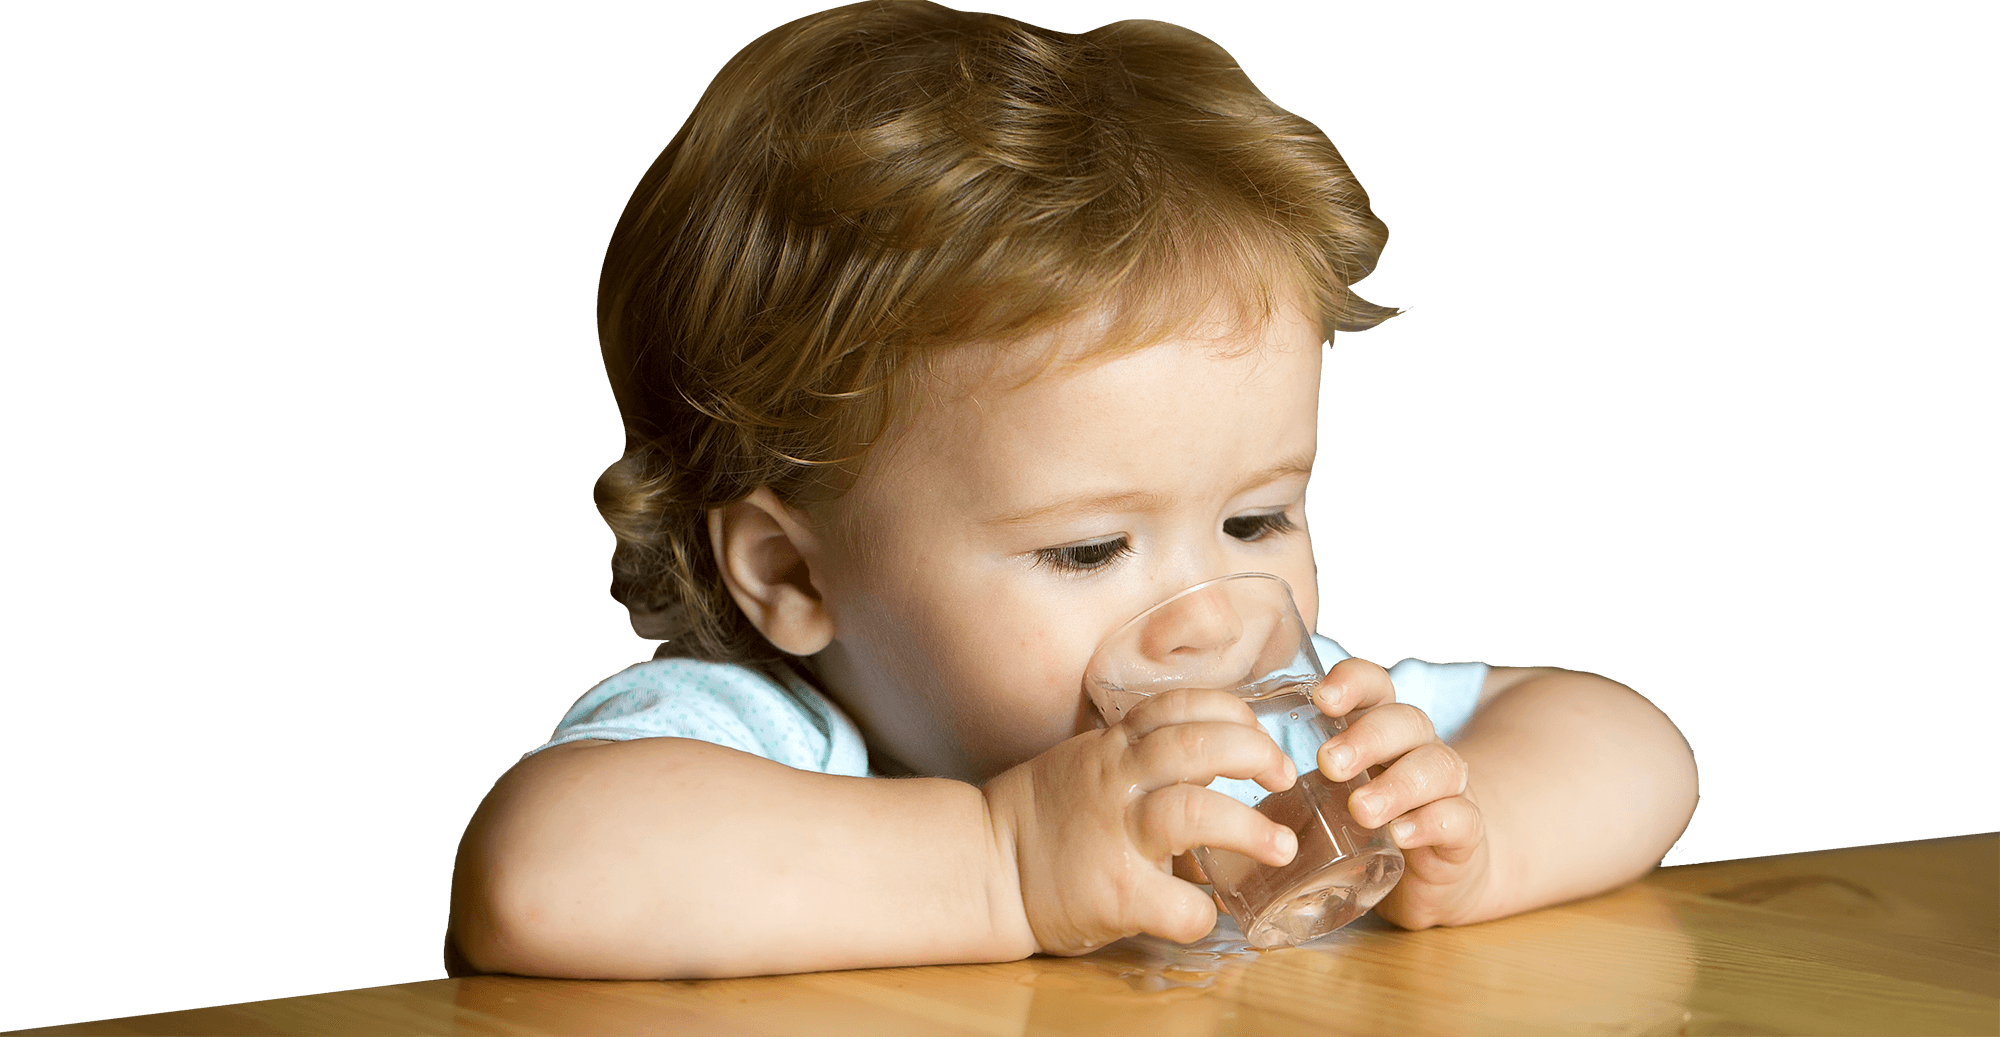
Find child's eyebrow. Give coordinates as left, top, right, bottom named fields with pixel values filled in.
left=984, top=489, right=1175, bottom=528
left=982, top=456, right=1314, bottom=527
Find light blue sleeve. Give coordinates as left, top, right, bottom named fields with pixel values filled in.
left=527, top=657, right=872, bottom=777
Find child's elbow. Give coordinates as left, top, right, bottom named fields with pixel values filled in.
left=1665, top=716, right=1700, bottom=846
left=447, top=842, right=569, bottom=977
left=1629, top=681, right=1699, bottom=863
left=446, top=773, right=615, bottom=978
left=455, top=837, right=674, bottom=979
left=1569, top=675, right=1700, bottom=883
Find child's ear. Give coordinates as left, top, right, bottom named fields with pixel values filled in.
left=709, top=488, right=835, bottom=656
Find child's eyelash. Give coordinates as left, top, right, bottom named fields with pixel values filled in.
left=1030, top=514, right=1292, bottom=573
left=1223, top=511, right=1298, bottom=541
left=1032, top=537, right=1133, bottom=574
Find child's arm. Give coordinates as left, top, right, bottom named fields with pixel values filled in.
left=1311, top=659, right=1697, bottom=928
left=450, top=689, right=1298, bottom=977
left=450, top=737, right=1019, bottom=978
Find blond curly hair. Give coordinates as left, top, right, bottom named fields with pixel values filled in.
left=594, top=1, right=1394, bottom=661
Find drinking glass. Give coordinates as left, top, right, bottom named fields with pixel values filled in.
left=1083, top=572, right=1403, bottom=947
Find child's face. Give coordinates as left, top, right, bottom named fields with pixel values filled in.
left=804, top=302, right=1324, bottom=783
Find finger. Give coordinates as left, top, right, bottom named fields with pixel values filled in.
left=1170, top=856, right=1231, bottom=921
left=1311, top=656, right=1396, bottom=720
left=1317, top=702, right=1438, bottom=782
left=1129, top=871, right=1221, bottom=945
left=1119, top=686, right=1259, bottom=738
left=1345, top=741, right=1469, bottom=830
left=1384, top=795, right=1485, bottom=865
left=1131, top=783, right=1298, bottom=867
left=1126, top=719, right=1295, bottom=793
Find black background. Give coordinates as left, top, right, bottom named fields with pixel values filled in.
left=15, top=4, right=1984, bottom=1032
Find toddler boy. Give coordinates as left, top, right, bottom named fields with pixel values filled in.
left=449, top=1, right=1696, bottom=978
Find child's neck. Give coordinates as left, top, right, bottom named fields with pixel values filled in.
left=781, top=654, right=920, bottom=777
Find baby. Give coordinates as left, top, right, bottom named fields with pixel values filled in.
left=448, top=1, right=1697, bottom=978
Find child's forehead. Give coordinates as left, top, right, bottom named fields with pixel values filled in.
left=870, top=301, right=1323, bottom=476
left=912, top=289, right=1321, bottom=402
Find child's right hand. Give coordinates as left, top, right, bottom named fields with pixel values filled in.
left=981, top=688, right=1301, bottom=955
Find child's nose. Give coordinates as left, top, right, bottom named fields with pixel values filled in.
left=1137, top=584, right=1244, bottom=663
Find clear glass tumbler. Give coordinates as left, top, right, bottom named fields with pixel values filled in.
left=1083, top=573, right=1403, bottom=947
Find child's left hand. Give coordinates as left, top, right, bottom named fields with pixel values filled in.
left=1310, top=657, right=1493, bottom=929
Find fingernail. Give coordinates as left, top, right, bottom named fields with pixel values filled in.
left=1275, top=825, right=1298, bottom=863
left=1282, top=756, right=1297, bottom=785
left=1325, top=743, right=1354, bottom=778
left=1390, top=820, right=1416, bottom=846
left=1351, top=792, right=1378, bottom=825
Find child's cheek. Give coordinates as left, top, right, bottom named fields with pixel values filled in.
left=1032, top=624, right=1067, bottom=667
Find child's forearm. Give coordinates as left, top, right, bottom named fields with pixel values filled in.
left=449, top=738, right=1035, bottom=978
left=1451, top=671, right=1697, bottom=921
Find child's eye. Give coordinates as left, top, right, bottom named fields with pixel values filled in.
left=1032, top=536, right=1133, bottom=574
left=1223, top=511, right=1298, bottom=542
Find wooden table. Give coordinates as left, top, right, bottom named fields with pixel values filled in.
left=22, top=834, right=1997, bottom=1036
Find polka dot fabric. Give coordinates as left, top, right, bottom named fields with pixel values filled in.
left=529, top=656, right=871, bottom=776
